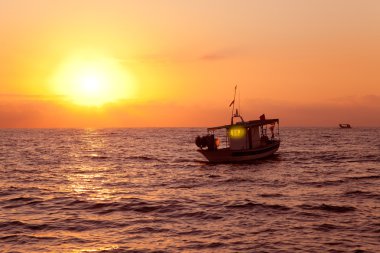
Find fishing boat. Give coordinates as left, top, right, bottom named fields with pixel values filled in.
left=339, top=124, right=351, bottom=129
left=195, top=87, right=280, bottom=163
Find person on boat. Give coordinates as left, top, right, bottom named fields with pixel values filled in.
left=269, top=124, right=275, bottom=140
left=215, top=137, right=220, bottom=149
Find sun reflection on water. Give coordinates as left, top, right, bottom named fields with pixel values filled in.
left=64, top=129, right=118, bottom=201
left=66, top=167, right=116, bottom=201
left=72, top=245, right=119, bottom=253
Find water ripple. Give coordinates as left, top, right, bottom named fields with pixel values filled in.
left=0, top=127, right=379, bottom=252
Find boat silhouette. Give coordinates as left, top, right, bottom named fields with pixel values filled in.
left=195, top=86, right=280, bottom=163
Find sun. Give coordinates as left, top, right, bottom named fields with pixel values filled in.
left=51, top=54, right=135, bottom=106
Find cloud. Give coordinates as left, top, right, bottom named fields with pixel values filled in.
left=116, top=47, right=242, bottom=65
left=362, top=94, right=380, bottom=106
left=118, top=54, right=171, bottom=64
left=327, top=94, right=380, bottom=107
left=0, top=93, right=65, bottom=101
left=199, top=48, right=241, bottom=61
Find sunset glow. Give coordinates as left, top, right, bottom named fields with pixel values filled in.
left=0, top=0, right=379, bottom=127
left=51, top=54, right=134, bottom=106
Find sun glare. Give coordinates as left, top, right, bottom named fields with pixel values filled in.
left=52, top=54, right=135, bottom=106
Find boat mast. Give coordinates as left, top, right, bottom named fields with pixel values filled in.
left=230, top=85, right=244, bottom=124
left=230, top=85, right=237, bottom=125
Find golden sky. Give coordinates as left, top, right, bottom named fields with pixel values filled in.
left=1, top=0, right=379, bottom=127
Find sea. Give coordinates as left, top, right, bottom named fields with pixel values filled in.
left=0, top=127, right=379, bottom=253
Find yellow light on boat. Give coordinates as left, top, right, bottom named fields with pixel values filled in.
left=229, top=126, right=246, bottom=139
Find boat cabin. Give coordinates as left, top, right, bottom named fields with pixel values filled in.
left=206, top=118, right=280, bottom=151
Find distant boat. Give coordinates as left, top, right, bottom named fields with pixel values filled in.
left=339, top=124, right=352, bottom=129
left=195, top=86, right=280, bottom=163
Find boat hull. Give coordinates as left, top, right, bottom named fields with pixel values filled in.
left=198, top=141, right=280, bottom=163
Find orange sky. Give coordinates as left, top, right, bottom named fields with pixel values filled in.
left=1, top=0, right=379, bottom=127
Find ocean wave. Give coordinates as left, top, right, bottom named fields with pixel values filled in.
left=221, top=177, right=256, bottom=184
left=297, top=179, right=345, bottom=187
left=343, top=190, right=380, bottom=200
left=0, top=219, right=125, bottom=234
left=167, top=210, right=223, bottom=220
left=1, top=196, right=44, bottom=209
left=181, top=241, right=226, bottom=250
left=345, top=175, right=380, bottom=181
left=298, top=204, right=356, bottom=213
left=172, top=158, right=198, bottom=163
left=314, top=223, right=342, bottom=232
left=226, top=201, right=291, bottom=211
left=0, top=234, right=57, bottom=244
left=259, top=193, right=285, bottom=198
left=87, top=155, right=110, bottom=160
left=0, top=220, right=51, bottom=231
left=124, top=155, right=163, bottom=162
left=61, top=198, right=188, bottom=216
left=127, top=226, right=172, bottom=234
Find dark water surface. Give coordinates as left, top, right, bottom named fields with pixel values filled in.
left=0, top=128, right=379, bottom=253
